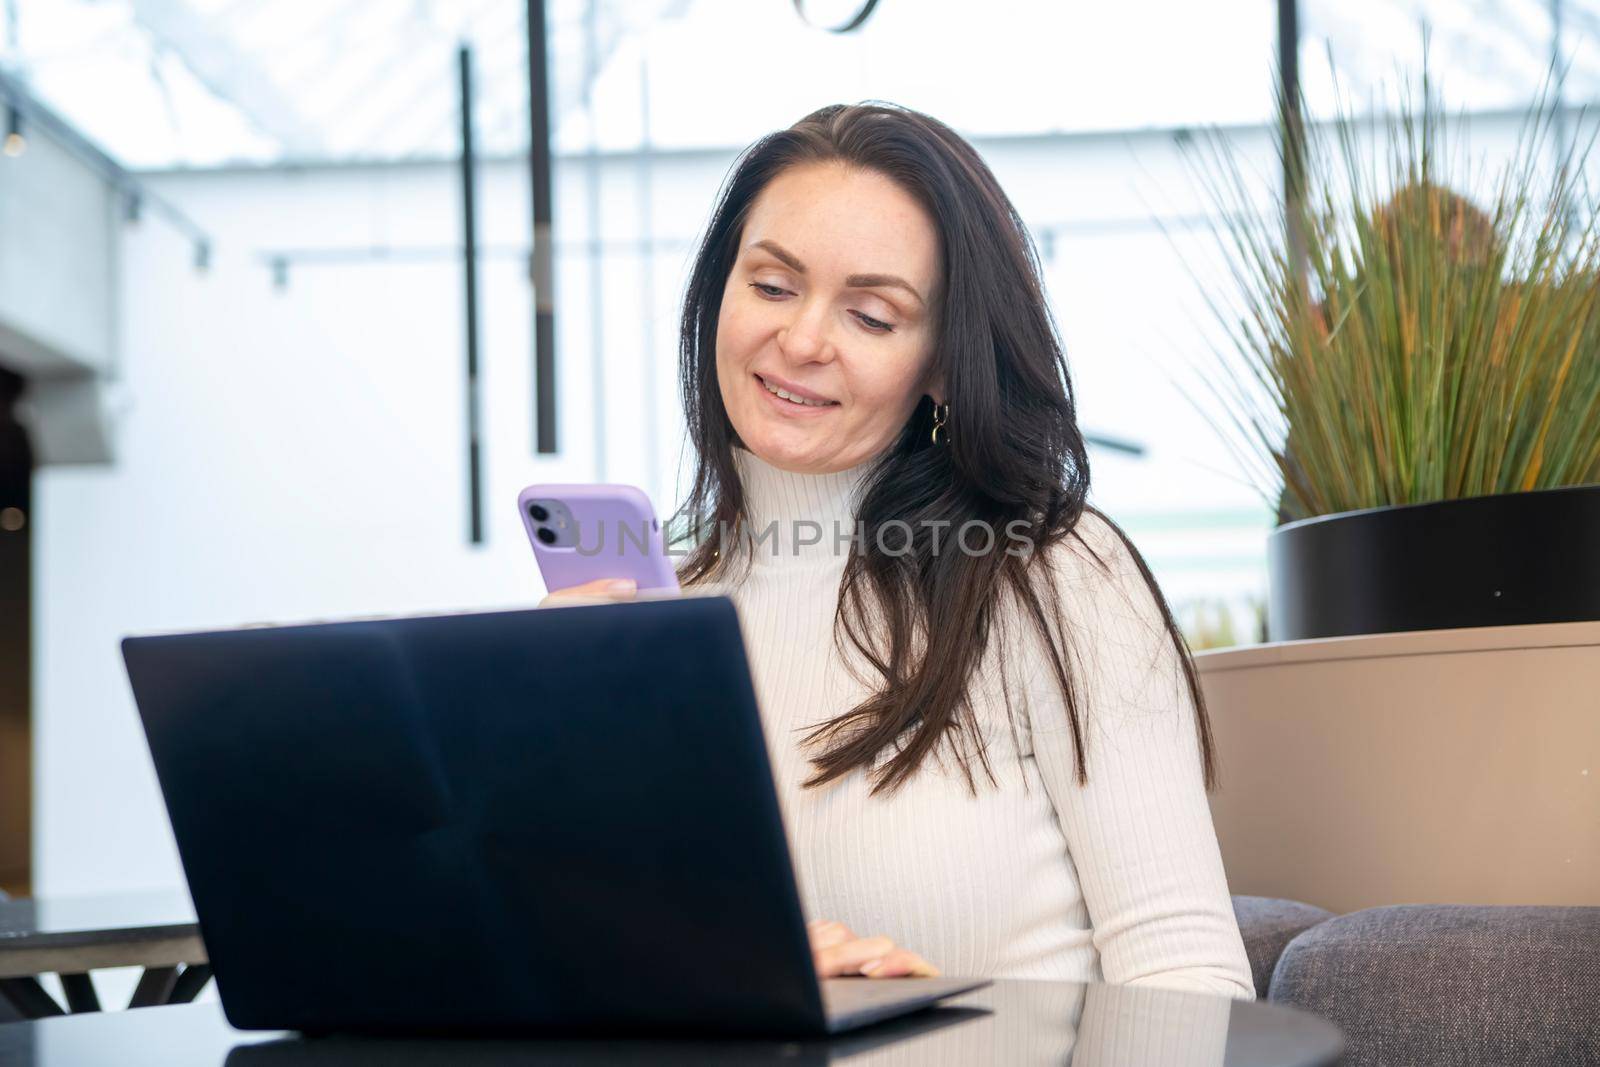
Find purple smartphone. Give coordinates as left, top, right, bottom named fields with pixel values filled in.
left=518, top=483, right=681, bottom=594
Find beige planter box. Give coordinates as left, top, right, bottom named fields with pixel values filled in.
left=1197, top=621, right=1600, bottom=914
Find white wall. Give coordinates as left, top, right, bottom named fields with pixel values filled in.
left=32, top=126, right=1288, bottom=895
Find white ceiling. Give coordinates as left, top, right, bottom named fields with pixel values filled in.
left=0, top=0, right=1589, bottom=171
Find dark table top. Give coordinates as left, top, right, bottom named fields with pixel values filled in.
left=0, top=891, right=198, bottom=946
left=0, top=979, right=1343, bottom=1066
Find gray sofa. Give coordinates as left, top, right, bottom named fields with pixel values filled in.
left=1233, top=895, right=1600, bottom=1066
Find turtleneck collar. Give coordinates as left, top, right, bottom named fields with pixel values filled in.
left=731, top=444, right=877, bottom=565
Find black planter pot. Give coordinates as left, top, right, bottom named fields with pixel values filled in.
left=1266, top=484, right=1600, bottom=641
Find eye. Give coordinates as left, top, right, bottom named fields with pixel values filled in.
left=748, top=282, right=895, bottom=334
left=852, top=311, right=894, bottom=333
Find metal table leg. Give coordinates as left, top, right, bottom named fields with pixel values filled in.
left=127, top=965, right=179, bottom=1009
left=0, top=976, right=66, bottom=1019
left=59, top=972, right=101, bottom=1012
left=168, top=963, right=213, bottom=1004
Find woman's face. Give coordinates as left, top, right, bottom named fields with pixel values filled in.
left=716, top=161, right=942, bottom=474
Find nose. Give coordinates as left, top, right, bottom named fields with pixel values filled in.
left=776, top=297, right=837, bottom=367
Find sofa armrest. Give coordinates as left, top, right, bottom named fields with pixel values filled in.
left=1270, top=904, right=1600, bottom=1066
left=1232, top=895, right=1336, bottom=1000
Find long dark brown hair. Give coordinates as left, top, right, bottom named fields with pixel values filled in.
left=670, top=102, right=1216, bottom=796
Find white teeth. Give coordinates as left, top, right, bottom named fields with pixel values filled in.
left=760, top=376, right=834, bottom=407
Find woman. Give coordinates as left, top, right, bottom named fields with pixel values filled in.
left=545, top=102, right=1254, bottom=1000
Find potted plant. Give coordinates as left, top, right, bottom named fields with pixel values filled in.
left=1191, top=77, right=1600, bottom=640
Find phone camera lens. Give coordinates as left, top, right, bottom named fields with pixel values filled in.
left=536, top=527, right=557, bottom=545
left=529, top=503, right=550, bottom=522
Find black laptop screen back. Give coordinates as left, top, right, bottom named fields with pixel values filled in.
left=122, top=596, right=824, bottom=1035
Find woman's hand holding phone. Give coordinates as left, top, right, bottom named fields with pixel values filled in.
left=537, top=577, right=640, bottom=608
left=520, top=484, right=680, bottom=598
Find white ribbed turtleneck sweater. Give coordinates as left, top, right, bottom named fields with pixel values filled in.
left=715, top=445, right=1255, bottom=1001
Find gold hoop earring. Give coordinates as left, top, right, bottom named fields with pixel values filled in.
left=930, top=401, right=949, bottom=445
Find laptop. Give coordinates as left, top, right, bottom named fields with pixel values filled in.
left=122, top=595, right=989, bottom=1037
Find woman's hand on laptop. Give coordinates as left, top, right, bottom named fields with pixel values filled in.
left=538, top=578, right=638, bottom=607
left=807, top=919, right=941, bottom=979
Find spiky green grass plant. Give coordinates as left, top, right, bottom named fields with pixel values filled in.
left=1190, top=76, right=1600, bottom=522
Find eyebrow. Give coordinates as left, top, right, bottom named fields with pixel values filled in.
left=747, top=239, right=927, bottom=309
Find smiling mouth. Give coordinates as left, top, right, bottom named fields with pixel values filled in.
left=755, top=373, right=840, bottom=408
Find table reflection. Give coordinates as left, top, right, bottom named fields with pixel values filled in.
left=218, top=980, right=1236, bottom=1066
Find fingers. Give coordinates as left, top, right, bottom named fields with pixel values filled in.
left=860, top=947, right=941, bottom=978
left=806, top=919, right=856, bottom=952
left=538, top=577, right=638, bottom=608
left=807, top=920, right=943, bottom=979
left=814, top=933, right=897, bottom=978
